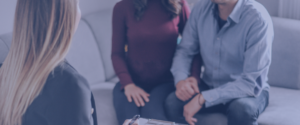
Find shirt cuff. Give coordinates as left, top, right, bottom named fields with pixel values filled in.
left=173, top=72, right=189, bottom=86
left=202, top=89, right=220, bottom=108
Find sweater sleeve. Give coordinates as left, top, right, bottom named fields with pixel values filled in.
left=111, top=2, right=134, bottom=89
left=178, top=0, right=191, bottom=35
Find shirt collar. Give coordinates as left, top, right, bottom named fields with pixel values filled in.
left=229, top=0, right=245, bottom=23
left=212, top=0, right=245, bottom=24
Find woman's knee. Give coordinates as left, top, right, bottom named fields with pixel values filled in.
left=113, top=83, right=133, bottom=107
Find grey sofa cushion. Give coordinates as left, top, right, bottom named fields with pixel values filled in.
left=258, top=87, right=300, bottom=125
left=66, top=20, right=106, bottom=86
left=92, top=83, right=118, bottom=125
left=0, top=33, right=12, bottom=63
left=82, top=9, right=116, bottom=81
left=256, top=0, right=279, bottom=16
left=268, top=17, right=300, bottom=90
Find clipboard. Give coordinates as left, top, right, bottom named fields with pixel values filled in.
left=139, top=118, right=188, bottom=125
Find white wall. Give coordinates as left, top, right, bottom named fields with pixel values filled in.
left=0, top=0, right=119, bottom=35
left=0, top=0, right=17, bottom=35
left=80, top=0, right=119, bottom=15
left=257, top=0, right=279, bottom=16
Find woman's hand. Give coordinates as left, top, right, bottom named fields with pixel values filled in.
left=123, top=119, right=139, bottom=125
left=124, top=84, right=150, bottom=107
left=184, top=94, right=205, bottom=125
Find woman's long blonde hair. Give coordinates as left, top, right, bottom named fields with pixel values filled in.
left=0, top=0, right=78, bottom=124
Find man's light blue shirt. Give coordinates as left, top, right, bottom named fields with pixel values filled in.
left=171, top=0, right=274, bottom=107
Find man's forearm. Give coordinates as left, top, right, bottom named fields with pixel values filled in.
left=171, top=51, right=194, bottom=85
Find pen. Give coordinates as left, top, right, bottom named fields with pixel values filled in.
left=129, top=115, right=140, bottom=125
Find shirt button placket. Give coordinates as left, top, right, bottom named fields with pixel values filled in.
left=215, top=37, right=221, bottom=86
left=212, top=37, right=218, bottom=83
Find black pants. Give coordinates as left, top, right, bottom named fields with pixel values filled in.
left=165, top=81, right=269, bottom=125
left=113, top=82, right=175, bottom=125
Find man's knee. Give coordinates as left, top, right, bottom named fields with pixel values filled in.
left=165, top=92, right=184, bottom=110
left=227, top=99, right=258, bottom=125
left=164, top=92, right=187, bottom=122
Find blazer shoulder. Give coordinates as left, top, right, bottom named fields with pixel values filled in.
left=45, top=62, right=91, bottom=97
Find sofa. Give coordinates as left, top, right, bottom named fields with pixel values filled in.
left=1, top=5, right=300, bottom=125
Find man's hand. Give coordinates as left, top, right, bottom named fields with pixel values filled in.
left=124, top=84, right=150, bottom=107
left=176, top=77, right=200, bottom=101
left=184, top=94, right=205, bottom=125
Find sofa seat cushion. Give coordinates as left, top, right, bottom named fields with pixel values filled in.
left=258, top=86, right=300, bottom=125
left=92, top=82, right=118, bottom=125
left=66, top=20, right=106, bottom=85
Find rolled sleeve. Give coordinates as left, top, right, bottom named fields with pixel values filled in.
left=202, top=89, right=220, bottom=107
left=111, top=2, right=134, bottom=89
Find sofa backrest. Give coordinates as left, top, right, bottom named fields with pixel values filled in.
left=0, top=33, right=12, bottom=63
left=256, top=0, right=279, bottom=16
left=0, top=21, right=106, bottom=87
left=268, top=17, right=300, bottom=90
left=66, top=20, right=106, bottom=86
left=82, top=9, right=116, bottom=82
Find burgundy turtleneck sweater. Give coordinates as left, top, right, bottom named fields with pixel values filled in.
left=111, top=0, right=200, bottom=90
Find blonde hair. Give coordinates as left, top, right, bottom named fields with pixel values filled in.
left=0, top=0, right=78, bottom=124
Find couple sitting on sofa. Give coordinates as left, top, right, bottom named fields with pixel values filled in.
left=112, top=0, right=273, bottom=125
left=0, top=0, right=273, bottom=125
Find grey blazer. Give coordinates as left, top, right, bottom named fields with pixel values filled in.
left=0, top=61, right=98, bottom=125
